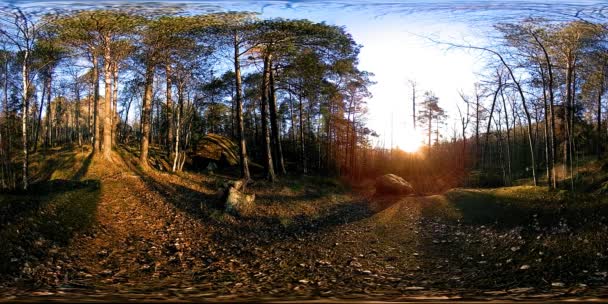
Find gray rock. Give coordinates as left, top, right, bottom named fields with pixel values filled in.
left=224, top=184, right=255, bottom=215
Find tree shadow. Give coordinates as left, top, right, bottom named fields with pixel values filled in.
left=30, top=152, right=78, bottom=182
left=413, top=189, right=608, bottom=291
left=71, top=152, right=94, bottom=180
left=0, top=179, right=101, bottom=279
left=115, top=149, right=384, bottom=248
left=444, top=190, right=531, bottom=228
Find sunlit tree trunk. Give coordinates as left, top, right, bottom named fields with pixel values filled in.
left=140, top=62, right=154, bottom=168
left=112, top=61, right=119, bottom=147
left=166, top=63, right=174, bottom=156
left=172, top=83, right=183, bottom=172
left=21, top=47, right=30, bottom=190
left=75, top=79, right=82, bottom=147
left=233, top=31, right=250, bottom=181
left=261, top=53, right=276, bottom=181
left=92, top=53, right=100, bottom=153
left=103, top=41, right=113, bottom=159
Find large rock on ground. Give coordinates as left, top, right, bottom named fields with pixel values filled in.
left=375, top=174, right=414, bottom=195
left=218, top=180, right=255, bottom=215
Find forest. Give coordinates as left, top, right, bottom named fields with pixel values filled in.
left=1, top=1, right=608, bottom=302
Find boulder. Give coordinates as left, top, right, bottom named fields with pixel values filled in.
left=217, top=179, right=255, bottom=215
left=375, top=174, right=414, bottom=195
left=193, top=134, right=239, bottom=166
left=225, top=187, right=255, bottom=215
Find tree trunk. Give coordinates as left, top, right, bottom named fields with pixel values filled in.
left=288, top=90, right=297, bottom=156
left=122, top=97, right=132, bottom=142
left=532, top=32, right=557, bottom=188
left=172, top=84, right=183, bottom=172
left=112, top=61, right=119, bottom=147
left=166, top=63, right=174, bottom=156
left=103, top=42, right=113, bottom=159
left=410, top=81, right=416, bottom=130
left=475, top=91, right=480, bottom=166
left=484, top=75, right=501, bottom=167
left=21, top=49, right=29, bottom=190
left=92, top=54, right=100, bottom=153
left=345, top=96, right=353, bottom=172
left=427, top=107, right=432, bottom=150
left=538, top=63, right=552, bottom=189
left=261, top=54, right=276, bottom=181
left=233, top=32, right=250, bottom=180
left=268, top=59, right=286, bottom=175
left=45, top=73, right=52, bottom=148
left=140, top=62, right=154, bottom=168
left=75, top=80, right=82, bottom=147
left=497, top=55, right=537, bottom=186
left=499, top=86, right=512, bottom=185
left=299, top=94, right=306, bottom=174
left=564, top=57, right=576, bottom=191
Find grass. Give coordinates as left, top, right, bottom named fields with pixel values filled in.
left=0, top=180, right=101, bottom=277
left=0, top=146, right=101, bottom=279
left=436, top=186, right=608, bottom=229
left=413, top=186, right=608, bottom=287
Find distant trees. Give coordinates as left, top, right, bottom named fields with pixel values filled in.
left=0, top=7, right=39, bottom=190
left=420, top=18, right=608, bottom=190
left=417, top=91, right=446, bottom=151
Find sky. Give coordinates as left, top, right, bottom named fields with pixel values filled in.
left=4, top=0, right=606, bottom=149
left=248, top=0, right=605, bottom=149
left=255, top=3, right=495, bottom=149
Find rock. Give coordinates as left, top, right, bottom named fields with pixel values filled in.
left=374, top=174, right=414, bottom=195
left=349, top=261, right=362, bottom=268
left=223, top=182, right=255, bottom=216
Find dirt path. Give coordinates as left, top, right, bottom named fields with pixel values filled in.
left=65, top=154, right=208, bottom=290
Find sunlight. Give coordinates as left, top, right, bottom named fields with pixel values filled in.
left=394, top=131, right=424, bottom=153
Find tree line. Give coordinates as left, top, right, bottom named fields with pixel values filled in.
left=367, top=18, right=607, bottom=193
left=0, top=7, right=373, bottom=190
left=2, top=7, right=605, bottom=193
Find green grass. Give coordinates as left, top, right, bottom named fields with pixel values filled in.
left=0, top=180, right=101, bottom=276
left=424, top=186, right=608, bottom=229
left=0, top=147, right=101, bottom=278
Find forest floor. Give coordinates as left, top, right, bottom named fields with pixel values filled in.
left=1, top=146, right=608, bottom=302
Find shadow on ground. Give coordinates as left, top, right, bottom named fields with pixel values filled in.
left=116, top=147, right=381, bottom=247
left=414, top=188, right=608, bottom=291
left=0, top=179, right=101, bottom=280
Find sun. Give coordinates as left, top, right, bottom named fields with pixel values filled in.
left=394, top=131, right=423, bottom=153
